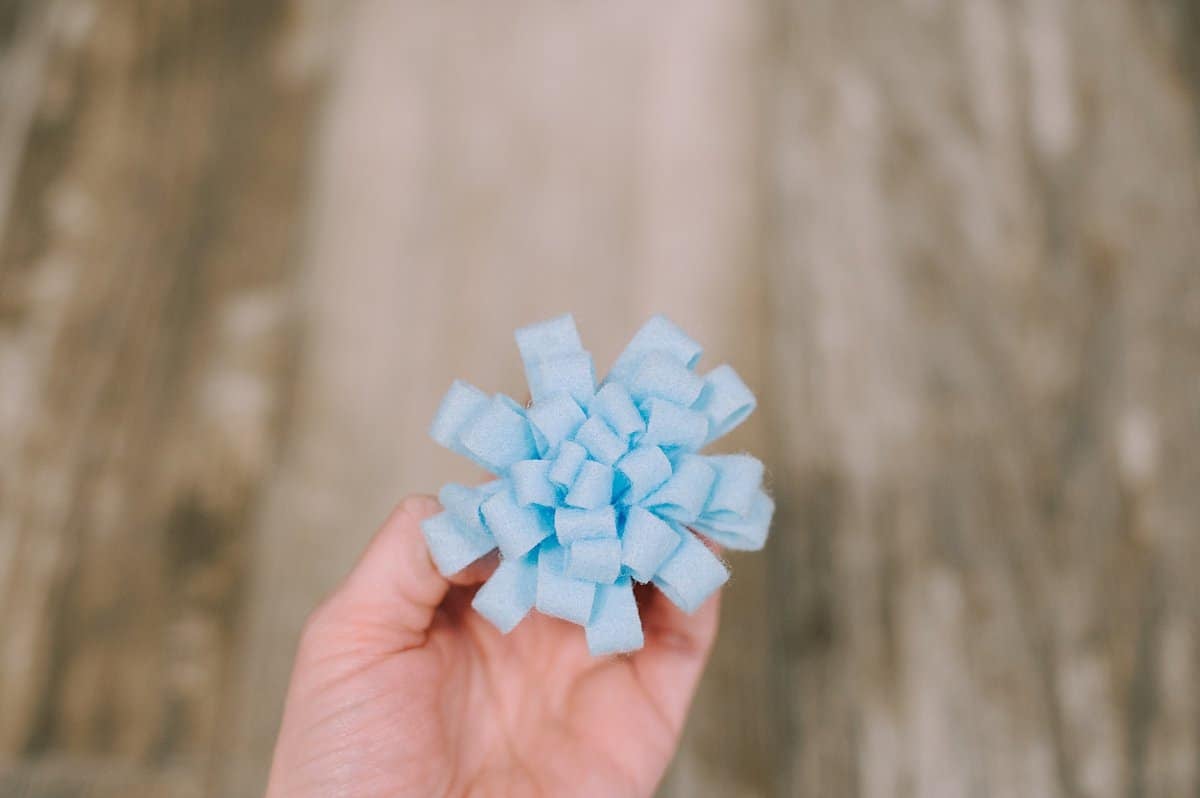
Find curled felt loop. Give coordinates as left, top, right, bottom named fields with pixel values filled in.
left=528, top=394, right=587, bottom=456
left=653, top=531, right=729, bottom=613
left=565, top=537, right=622, bottom=583
left=420, top=512, right=495, bottom=576
left=614, top=445, right=673, bottom=505
left=592, top=382, right=645, bottom=438
left=639, top=399, right=709, bottom=451
left=629, top=351, right=706, bottom=406
left=621, top=506, right=682, bottom=583
left=427, top=314, right=773, bottom=656
left=608, top=315, right=703, bottom=386
left=458, top=396, right=537, bottom=473
left=554, top=505, right=618, bottom=544
left=642, top=455, right=717, bottom=524
left=703, top=454, right=765, bottom=519
left=694, top=489, right=774, bottom=551
left=472, top=554, right=537, bottom=633
left=511, top=460, right=556, bottom=508
left=693, top=365, right=756, bottom=443
left=586, top=578, right=644, bottom=656
left=564, top=460, right=614, bottom=510
left=574, top=415, right=627, bottom=465
left=480, top=488, right=552, bottom=558
left=430, top=380, right=490, bottom=457
left=549, top=440, right=587, bottom=487
left=536, top=542, right=597, bottom=624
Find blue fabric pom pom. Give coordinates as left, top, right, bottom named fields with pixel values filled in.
left=424, top=314, right=773, bottom=655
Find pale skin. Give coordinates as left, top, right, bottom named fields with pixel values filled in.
left=267, top=495, right=721, bottom=798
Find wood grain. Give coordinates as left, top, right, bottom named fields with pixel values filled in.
left=1, top=1, right=1198, bottom=797
left=0, top=0, right=324, bottom=794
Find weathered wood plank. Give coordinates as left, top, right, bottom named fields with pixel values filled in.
left=762, top=1, right=1200, bottom=796
left=0, top=0, right=325, bottom=794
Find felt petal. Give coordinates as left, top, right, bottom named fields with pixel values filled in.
left=480, top=488, right=553, bottom=558
left=549, top=439, right=587, bottom=487
left=438, top=481, right=502, bottom=529
left=511, top=460, right=557, bottom=507
left=528, top=394, right=587, bottom=455
left=564, top=537, right=622, bottom=583
left=554, top=505, right=618, bottom=545
left=694, top=489, right=774, bottom=551
left=458, top=396, right=538, bottom=474
left=639, top=398, right=709, bottom=451
left=653, top=531, right=729, bottom=613
left=614, top=445, right=673, bottom=505
left=429, top=380, right=490, bottom=457
left=515, top=315, right=594, bottom=405
left=472, top=554, right=537, bottom=633
left=527, top=352, right=595, bottom=406
left=642, top=454, right=717, bottom=523
left=703, top=454, right=765, bottom=519
left=629, top=351, right=706, bottom=406
left=574, top=415, right=628, bottom=465
left=564, top=460, right=614, bottom=510
left=607, top=315, right=703, bottom=386
left=536, top=542, right=597, bottom=625
left=591, top=382, right=646, bottom=438
left=515, top=313, right=584, bottom=365
left=620, top=506, right=682, bottom=583
left=420, top=511, right=496, bottom=576
left=693, top=364, right=756, bottom=443
left=586, top=577, right=644, bottom=655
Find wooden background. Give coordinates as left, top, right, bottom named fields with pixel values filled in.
left=2, top=1, right=1198, bottom=796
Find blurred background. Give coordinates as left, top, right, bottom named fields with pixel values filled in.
left=1, top=1, right=1199, bottom=796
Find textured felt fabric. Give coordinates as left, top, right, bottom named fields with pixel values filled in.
left=423, top=313, right=773, bottom=655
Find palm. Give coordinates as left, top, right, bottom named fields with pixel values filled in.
left=268, top=499, right=718, bottom=798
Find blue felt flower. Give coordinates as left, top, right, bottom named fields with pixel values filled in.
left=422, top=314, right=773, bottom=655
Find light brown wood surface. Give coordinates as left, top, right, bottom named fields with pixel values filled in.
left=2, top=1, right=1198, bottom=796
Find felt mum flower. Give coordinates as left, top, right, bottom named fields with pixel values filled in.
left=421, top=314, right=773, bottom=655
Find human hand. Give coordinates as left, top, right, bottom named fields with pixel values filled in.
left=266, top=495, right=721, bottom=797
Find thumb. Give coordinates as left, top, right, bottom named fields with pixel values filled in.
left=302, top=495, right=496, bottom=654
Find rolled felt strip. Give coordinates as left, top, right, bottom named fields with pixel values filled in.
left=511, top=460, right=557, bottom=508
left=472, top=554, right=537, bottom=633
left=430, top=380, right=490, bottom=458
left=554, top=505, right=618, bottom=545
left=585, top=577, right=644, bottom=656
left=703, top=454, right=765, bottom=519
left=528, top=393, right=587, bottom=455
left=426, top=313, right=772, bottom=655
left=527, top=352, right=595, bottom=406
left=591, top=382, right=646, bottom=438
left=458, top=396, right=538, bottom=474
left=607, top=315, right=703, bottom=387
left=548, top=439, right=588, bottom=487
left=574, top=415, right=629, bottom=466
left=563, top=460, right=614, bottom=510
left=639, top=398, right=709, bottom=451
left=694, top=489, right=774, bottom=551
left=620, top=506, right=682, bottom=583
left=564, top=537, right=622, bottom=583
left=536, top=542, right=597, bottom=625
left=629, top=350, right=706, bottom=407
left=653, top=531, right=729, bottom=613
left=480, top=488, right=553, bottom=559
left=692, top=364, right=756, bottom=443
left=642, top=454, right=717, bottom=524
left=614, top=445, right=673, bottom=505
left=420, top=511, right=496, bottom=576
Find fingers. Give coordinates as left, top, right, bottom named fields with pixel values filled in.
left=628, top=582, right=721, bottom=732
left=307, top=495, right=495, bottom=652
